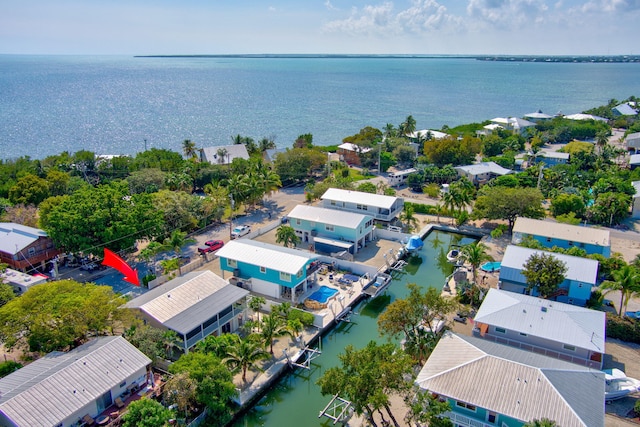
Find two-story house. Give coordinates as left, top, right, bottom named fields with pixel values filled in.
left=321, top=188, right=404, bottom=223
left=415, top=332, right=604, bottom=427
left=287, top=205, right=375, bottom=255
left=216, top=240, right=320, bottom=303
left=0, top=223, right=61, bottom=273
left=125, top=270, right=249, bottom=353
left=511, top=217, right=610, bottom=257
left=499, top=245, right=599, bottom=306
left=473, top=288, right=605, bottom=368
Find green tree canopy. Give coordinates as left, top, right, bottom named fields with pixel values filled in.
left=472, top=186, right=544, bottom=232
left=275, top=225, right=301, bottom=248
left=42, top=180, right=164, bottom=255
left=121, top=398, right=173, bottom=427
left=8, top=174, right=50, bottom=206
left=423, top=135, right=482, bottom=166
left=0, top=280, right=127, bottom=352
left=522, top=253, right=567, bottom=299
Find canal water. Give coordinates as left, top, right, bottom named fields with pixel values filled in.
left=231, top=230, right=477, bottom=427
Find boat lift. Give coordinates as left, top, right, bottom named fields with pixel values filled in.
left=283, top=339, right=322, bottom=370
left=318, top=394, right=354, bottom=425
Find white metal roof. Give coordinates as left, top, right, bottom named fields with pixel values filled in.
left=288, top=205, right=372, bottom=229
left=337, top=143, right=372, bottom=153
left=564, top=113, right=607, bottom=122
left=524, top=110, right=554, bottom=120
left=125, top=270, right=248, bottom=334
left=0, top=336, right=151, bottom=427
left=512, top=217, right=610, bottom=247
left=633, top=181, right=640, bottom=198
left=0, top=223, right=48, bottom=255
left=409, top=129, right=449, bottom=140
left=500, top=245, right=599, bottom=285
left=474, top=289, right=605, bottom=352
left=0, top=268, right=47, bottom=289
left=215, top=240, right=318, bottom=275
left=415, top=332, right=604, bottom=427
left=455, top=161, right=513, bottom=176
left=321, top=188, right=401, bottom=210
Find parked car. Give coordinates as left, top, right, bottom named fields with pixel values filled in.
left=231, top=225, right=252, bottom=239
left=198, top=239, right=224, bottom=255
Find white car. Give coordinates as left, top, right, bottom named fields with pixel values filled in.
left=231, top=225, right=252, bottom=239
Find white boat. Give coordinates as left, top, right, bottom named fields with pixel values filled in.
left=446, top=248, right=460, bottom=263
left=405, top=235, right=424, bottom=254
left=604, top=368, right=640, bottom=402
left=362, top=273, right=392, bottom=298
left=418, top=318, right=445, bottom=334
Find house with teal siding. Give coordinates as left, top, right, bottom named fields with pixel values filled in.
left=415, top=332, right=605, bottom=427
left=473, top=289, right=605, bottom=369
left=498, top=245, right=598, bottom=306
left=287, top=205, right=375, bottom=255
left=321, top=188, right=404, bottom=222
left=512, top=217, right=610, bottom=257
left=215, top=240, right=320, bottom=304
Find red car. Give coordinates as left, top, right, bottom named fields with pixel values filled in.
left=198, top=239, right=224, bottom=255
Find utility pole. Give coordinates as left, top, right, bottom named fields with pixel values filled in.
left=144, top=139, right=147, bottom=152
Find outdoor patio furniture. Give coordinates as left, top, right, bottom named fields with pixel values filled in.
left=115, top=397, right=125, bottom=408
left=82, top=414, right=95, bottom=426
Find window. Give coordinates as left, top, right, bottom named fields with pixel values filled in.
left=331, top=200, right=336, bottom=206
left=487, top=411, right=497, bottom=423
left=563, top=344, right=576, bottom=351
left=260, top=266, right=266, bottom=273
left=568, top=240, right=574, bottom=246
left=280, top=272, right=291, bottom=281
left=295, top=219, right=301, bottom=225
left=228, top=259, right=237, bottom=268
left=28, top=247, right=36, bottom=256
left=219, top=305, right=232, bottom=319
left=326, top=225, right=334, bottom=231
left=519, top=332, right=527, bottom=337
left=186, top=327, right=201, bottom=340
left=356, top=204, right=367, bottom=210
left=546, top=237, right=552, bottom=243
left=495, top=327, right=506, bottom=334
left=203, top=315, right=218, bottom=329
left=119, top=381, right=127, bottom=388
left=455, top=401, right=477, bottom=411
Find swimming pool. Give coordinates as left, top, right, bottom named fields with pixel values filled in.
left=481, top=261, right=501, bottom=272
left=308, top=285, right=338, bottom=303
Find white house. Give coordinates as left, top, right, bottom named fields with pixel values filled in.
left=199, top=144, right=250, bottom=165
left=454, top=162, right=512, bottom=186
left=125, top=270, right=249, bottom=353
left=387, top=167, right=418, bottom=187
left=523, top=110, right=554, bottom=122
left=408, top=129, right=449, bottom=140
left=321, top=188, right=404, bottom=222
left=473, top=288, right=605, bottom=368
left=563, top=113, right=607, bottom=122
left=0, top=336, right=151, bottom=427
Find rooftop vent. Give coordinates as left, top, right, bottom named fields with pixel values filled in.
left=541, top=306, right=547, bottom=312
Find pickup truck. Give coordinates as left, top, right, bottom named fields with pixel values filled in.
left=231, top=225, right=251, bottom=239
left=197, top=239, right=224, bottom=255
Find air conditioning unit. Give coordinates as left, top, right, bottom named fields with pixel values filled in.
left=233, top=269, right=240, bottom=277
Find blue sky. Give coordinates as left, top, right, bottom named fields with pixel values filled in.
left=1, top=0, right=638, bottom=55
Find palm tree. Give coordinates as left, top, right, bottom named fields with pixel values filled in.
left=399, top=204, right=420, bottom=233
left=163, top=230, right=195, bottom=256
left=601, top=264, right=640, bottom=316
left=460, top=242, right=492, bottom=285
left=223, top=334, right=270, bottom=383
left=216, top=147, right=229, bottom=165
left=258, top=136, right=276, bottom=153
left=595, top=129, right=611, bottom=155
left=182, top=139, right=197, bottom=160
left=276, top=225, right=301, bottom=248
left=260, top=313, right=294, bottom=354
left=248, top=296, right=266, bottom=325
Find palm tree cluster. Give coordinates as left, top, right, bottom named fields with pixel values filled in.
left=219, top=160, right=281, bottom=211
left=442, top=178, right=474, bottom=223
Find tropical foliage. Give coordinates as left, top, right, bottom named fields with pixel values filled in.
left=522, top=253, right=567, bottom=299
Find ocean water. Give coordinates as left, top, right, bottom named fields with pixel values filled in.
left=1, top=55, right=639, bottom=160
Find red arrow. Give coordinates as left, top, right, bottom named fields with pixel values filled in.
left=102, top=248, right=140, bottom=286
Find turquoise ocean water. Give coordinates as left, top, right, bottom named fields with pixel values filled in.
left=1, top=55, right=639, bottom=160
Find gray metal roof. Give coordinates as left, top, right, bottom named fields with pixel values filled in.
left=215, top=240, right=319, bottom=275
left=454, top=161, right=513, bottom=176
left=125, top=270, right=248, bottom=334
left=474, top=289, right=605, bottom=352
left=288, top=205, right=372, bottom=229
left=500, top=245, right=599, bottom=285
left=513, top=217, right=610, bottom=248
left=539, top=150, right=570, bottom=160
left=0, top=223, right=48, bottom=255
left=200, top=144, right=249, bottom=164
left=321, top=188, right=401, bottom=210
left=415, top=332, right=604, bottom=427
left=0, top=336, right=151, bottom=427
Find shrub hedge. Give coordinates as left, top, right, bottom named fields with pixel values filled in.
left=606, top=313, right=640, bottom=344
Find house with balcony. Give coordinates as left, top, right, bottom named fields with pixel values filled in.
left=473, top=289, right=605, bottom=368
left=0, top=336, right=151, bottom=427
left=321, top=188, right=404, bottom=223
left=415, top=332, right=605, bottom=427
left=511, top=217, right=610, bottom=257
left=454, top=162, right=513, bottom=186
left=216, top=240, right=320, bottom=303
left=287, top=205, right=375, bottom=255
left=0, top=223, right=61, bottom=273
left=498, top=245, right=599, bottom=306
left=125, top=270, right=249, bottom=353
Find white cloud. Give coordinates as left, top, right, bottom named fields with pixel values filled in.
left=578, top=0, right=640, bottom=13
left=325, top=0, right=338, bottom=10
left=466, top=0, right=549, bottom=28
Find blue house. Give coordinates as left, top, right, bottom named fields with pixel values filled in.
left=499, top=245, right=599, bottom=306
left=415, top=332, right=605, bottom=427
left=215, top=240, right=320, bottom=304
left=321, top=188, right=404, bottom=222
left=512, top=217, right=610, bottom=257
left=287, top=205, right=375, bottom=255
left=473, top=289, right=605, bottom=369
left=535, top=150, right=569, bottom=167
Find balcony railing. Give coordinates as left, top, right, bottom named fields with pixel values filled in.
left=443, top=411, right=494, bottom=427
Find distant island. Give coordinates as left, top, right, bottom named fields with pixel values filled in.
left=135, top=54, right=640, bottom=63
